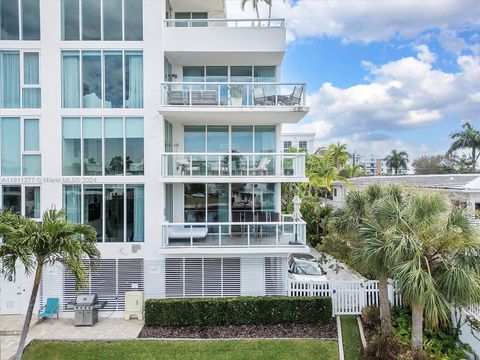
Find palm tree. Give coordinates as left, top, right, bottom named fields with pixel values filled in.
left=0, top=209, right=100, bottom=360
left=334, top=185, right=404, bottom=336
left=326, top=142, right=350, bottom=169
left=339, top=163, right=365, bottom=178
left=241, top=0, right=261, bottom=18
left=447, top=121, right=480, bottom=171
left=385, top=149, right=409, bottom=175
left=379, top=191, right=480, bottom=359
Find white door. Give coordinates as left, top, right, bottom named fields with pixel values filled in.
left=0, top=272, right=23, bottom=314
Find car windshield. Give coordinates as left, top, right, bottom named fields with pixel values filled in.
left=294, top=262, right=323, bottom=276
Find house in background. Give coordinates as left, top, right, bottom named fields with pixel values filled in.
left=331, top=174, right=480, bottom=213
left=281, top=132, right=315, bottom=153
left=0, top=0, right=310, bottom=315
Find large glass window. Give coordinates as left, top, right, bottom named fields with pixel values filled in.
left=62, top=117, right=144, bottom=176
left=1, top=118, right=20, bottom=175
left=82, top=51, right=102, bottom=108
left=2, top=186, right=21, bottom=214
left=103, top=0, right=122, bottom=40
left=0, top=51, right=20, bottom=108
left=63, top=50, right=142, bottom=108
left=126, top=184, right=144, bottom=242
left=125, top=117, right=144, bottom=175
left=21, top=0, right=40, bottom=40
left=83, top=117, right=102, bottom=175
left=231, top=126, right=253, bottom=153
left=62, top=117, right=81, bottom=175
left=82, top=0, right=101, bottom=40
left=183, top=67, right=204, bottom=82
left=105, top=118, right=123, bottom=175
left=255, top=125, right=276, bottom=153
left=62, top=51, right=81, bottom=108
left=124, top=0, right=142, bottom=40
left=84, top=185, right=103, bottom=241
left=184, top=126, right=205, bottom=153
left=23, top=52, right=40, bottom=108
left=61, top=0, right=142, bottom=41
left=184, top=184, right=205, bottom=223
left=24, top=119, right=39, bottom=151
left=1, top=0, right=40, bottom=40
left=125, top=51, right=143, bottom=108
left=62, top=0, right=80, bottom=40
left=105, top=185, right=124, bottom=242
left=24, top=186, right=40, bottom=218
left=64, top=184, right=144, bottom=242
left=104, top=51, right=123, bottom=108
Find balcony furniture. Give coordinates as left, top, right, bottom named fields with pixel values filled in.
left=38, top=297, right=59, bottom=324
left=208, top=162, right=229, bottom=175
left=85, top=161, right=102, bottom=174
left=129, top=159, right=144, bottom=174
left=189, top=90, right=219, bottom=105
left=176, top=159, right=200, bottom=175
left=168, top=226, right=208, bottom=240
left=279, top=86, right=303, bottom=106
left=168, top=91, right=186, bottom=105
left=252, top=87, right=273, bottom=105
left=239, top=157, right=271, bottom=175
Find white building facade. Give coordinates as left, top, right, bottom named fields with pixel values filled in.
left=0, top=0, right=309, bottom=315
left=281, top=132, right=315, bottom=154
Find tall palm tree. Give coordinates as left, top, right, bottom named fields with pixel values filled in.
left=334, top=184, right=403, bottom=336
left=326, top=142, right=350, bottom=169
left=241, top=0, right=261, bottom=18
left=338, top=163, right=365, bottom=178
left=385, top=149, right=409, bottom=175
left=0, top=209, right=100, bottom=360
left=377, top=191, right=480, bottom=359
left=447, top=121, right=480, bottom=171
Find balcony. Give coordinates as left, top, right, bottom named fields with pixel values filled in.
left=161, top=152, right=307, bottom=182
left=162, top=219, right=306, bottom=248
left=163, top=19, right=286, bottom=65
left=160, top=82, right=308, bottom=123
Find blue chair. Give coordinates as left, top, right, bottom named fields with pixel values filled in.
left=38, top=298, right=59, bottom=324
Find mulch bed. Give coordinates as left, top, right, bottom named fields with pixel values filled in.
left=139, top=321, right=337, bottom=339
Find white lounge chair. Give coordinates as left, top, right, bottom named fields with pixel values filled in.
left=240, top=157, right=271, bottom=175
left=176, top=159, right=200, bottom=175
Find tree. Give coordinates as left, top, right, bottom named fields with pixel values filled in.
left=412, top=154, right=453, bottom=174
left=326, top=142, right=350, bottom=169
left=333, top=185, right=404, bottom=336
left=241, top=0, right=261, bottom=18
left=447, top=121, right=480, bottom=171
left=0, top=209, right=100, bottom=360
left=339, top=163, right=365, bottom=178
left=375, top=191, right=480, bottom=359
left=385, top=150, right=409, bottom=175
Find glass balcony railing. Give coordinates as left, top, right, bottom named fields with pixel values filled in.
left=164, top=18, right=285, bottom=28
left=162, top=220, right=306, bottom=247
left=161, top=152, right=306, bottom=177
left=160, top=82, right=306, bottom=107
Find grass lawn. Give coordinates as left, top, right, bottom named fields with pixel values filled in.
left=23, top=339, right=339, bottom=360
left=340, top=316, right=362, bottom=360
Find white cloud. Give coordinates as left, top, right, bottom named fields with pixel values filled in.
left=225, top=0, right=480, bottom=44
left=292, top=46, right=479, bottom=147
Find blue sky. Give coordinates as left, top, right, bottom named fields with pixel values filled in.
left=226, top=0, right=480, bottom=160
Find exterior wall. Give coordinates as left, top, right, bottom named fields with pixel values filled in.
left=281, top=133, right=315, bottom=154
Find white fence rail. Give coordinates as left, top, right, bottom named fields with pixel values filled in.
left=288, top=279, right=403, bottom=315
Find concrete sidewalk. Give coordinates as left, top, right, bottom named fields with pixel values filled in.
left=0, top=315, right=144, bottom=360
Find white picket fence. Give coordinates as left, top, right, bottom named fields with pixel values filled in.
left=288, top=279, right=403, bottom=315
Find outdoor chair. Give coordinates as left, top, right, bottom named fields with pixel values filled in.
left=37, top=297, right=59, bottom=324
left=201, top=90, right=219, bottom=105
left=191, top=90, right=202, bottom=105
left=239, top=157, right=271, bottom=175
left=167, top=91, right=186, bottom=105
left=176, top=159, right=200, bottom=175
left=252, top=87, right=273, bottom=106
left=281, top=86, right=303, bottom=106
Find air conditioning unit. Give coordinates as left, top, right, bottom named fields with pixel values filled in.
left=124, top=291, right=143, bottom=320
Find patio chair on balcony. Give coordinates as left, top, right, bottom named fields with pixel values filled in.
left=168, top=91, right=186, bottom=105
left=191, top=90, right=202, bottom=105
left=280, top=86, right=303, bottom=106
left=176, top=159, right=200, bottom=175
left=201, top=90, right=219, bottom=105
left=239, top=157, right=271, bottom=176
left=252, top=87, right=274, bottom=106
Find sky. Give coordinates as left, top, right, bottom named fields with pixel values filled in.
left=225, top=0, right=480, bottom=161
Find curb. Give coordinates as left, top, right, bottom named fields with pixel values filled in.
left=357, top=316, right=367, bottom=349
left=336, top=316, right=345, bottom=360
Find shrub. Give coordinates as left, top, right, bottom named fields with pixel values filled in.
left=362, top=335, right=407, bottom=360
left=361, top=306, right=380, bottom=332
left=145, top=296, right=332, bottom=326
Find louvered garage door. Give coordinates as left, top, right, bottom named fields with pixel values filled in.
left=62, top=258, right=143, bottom=311
left=265, top=257, right=287, bottom=295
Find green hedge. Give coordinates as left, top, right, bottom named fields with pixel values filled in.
left=145, top=296, right=332, bottom=326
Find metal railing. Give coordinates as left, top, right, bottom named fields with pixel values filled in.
left=161, top=82, right=306, bottom=107
left=164, top=18, right=285, bottom=28
left=162, top=220, right=306, bottom=247
left=161, top=152, right=306, bottom=177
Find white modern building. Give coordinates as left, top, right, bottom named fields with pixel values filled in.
left=0, top=0, right=309, bottom=316
left=351, top=153, right=392, bottom=176
left=281, top=132, right=315, bottom=153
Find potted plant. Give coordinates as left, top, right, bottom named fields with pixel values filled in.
left=230, top=85, right=244, bottom=106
